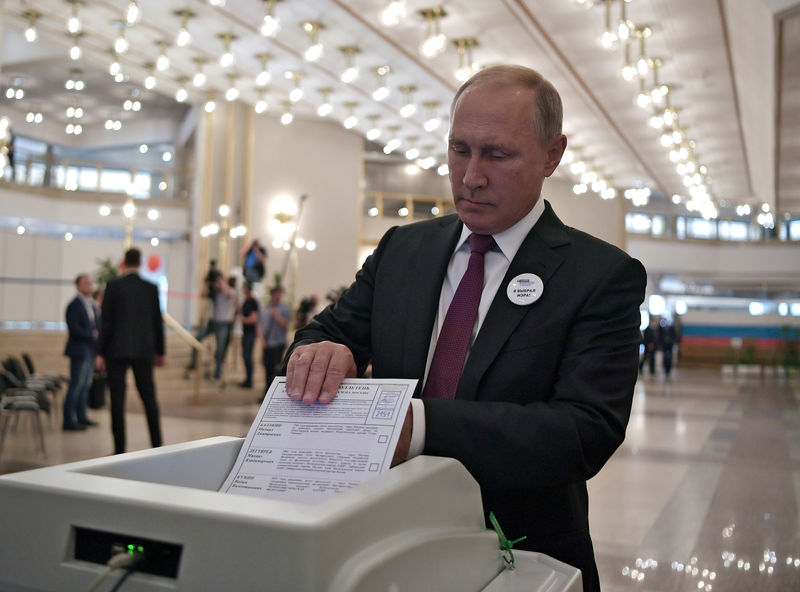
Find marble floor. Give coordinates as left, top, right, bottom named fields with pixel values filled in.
left=1, top=365, right=799, bottom=591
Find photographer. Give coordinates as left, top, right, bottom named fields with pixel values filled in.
left=241, top=239, right=267, bottom=285
left=186, top=261, right=224, bottom=374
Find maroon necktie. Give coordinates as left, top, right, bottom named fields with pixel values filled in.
left=423, top=233, right=496, bottom=399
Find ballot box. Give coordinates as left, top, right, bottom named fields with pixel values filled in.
left=0, top=436, right=581, bottom=591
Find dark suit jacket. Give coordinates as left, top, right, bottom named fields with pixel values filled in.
left=64, top=296, right=97, bottom=358
left=290, top=201, right=646, bottom=581
left=99, top=273, right=165, bottom=360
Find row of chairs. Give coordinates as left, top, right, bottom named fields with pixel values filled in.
left=0, top=354, right=67, bottom=459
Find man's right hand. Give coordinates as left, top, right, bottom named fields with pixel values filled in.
left=286, top=341, right=356, bottom=405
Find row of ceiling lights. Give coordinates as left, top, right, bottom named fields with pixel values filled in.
left=574, top=0, right=723, bottom=221
left=10, top=1, right=777, bottom=225
left=14, top=0, right=468, bottom=176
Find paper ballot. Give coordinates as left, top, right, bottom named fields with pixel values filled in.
left=219, top=377, right=417, bottom=503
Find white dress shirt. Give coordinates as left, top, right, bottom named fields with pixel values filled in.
left=407, top=197, right=546, bottom=458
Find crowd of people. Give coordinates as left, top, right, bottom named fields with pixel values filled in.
left=63, top=243, right=306, bottom=453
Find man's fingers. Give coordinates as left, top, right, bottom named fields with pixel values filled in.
left=286, top=342, right=356, bottom=404
left=286, top=345, right=313, bottom=399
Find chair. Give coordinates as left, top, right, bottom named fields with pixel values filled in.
left=2, top=358, right=59, bottom=425
left=21, top=352, right=68, bottom=387
left=0, top=372, right=47, bottom=459
left=0, top=369, right=50, bottom=415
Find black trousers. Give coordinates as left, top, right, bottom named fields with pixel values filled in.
left=262, top=345, right=285, bottom=391
left=107, top=358, right=162, bottom=455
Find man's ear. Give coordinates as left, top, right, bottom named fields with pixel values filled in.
left=544, top=134, right=568, bottom=177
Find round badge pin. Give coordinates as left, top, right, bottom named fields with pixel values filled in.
left=506, top=273, right=544, bottom=306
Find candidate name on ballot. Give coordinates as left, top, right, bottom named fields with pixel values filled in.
left=219, top=378, right=417, bottom=503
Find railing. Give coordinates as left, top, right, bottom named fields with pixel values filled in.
left=363, top=190, right=800, bottom=244
left=7, top=156, right=191, bottom=201
left=163, top=312, right=204, bottom=404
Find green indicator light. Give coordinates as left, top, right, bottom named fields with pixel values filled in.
left=137, top=546, right=144, bottom=553
left=128, top=544, right=135, bottom=551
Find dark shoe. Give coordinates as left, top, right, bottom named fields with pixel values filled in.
left=238, top=381, right=252, bottom=388
left=79, top=419, right=99, bottom=427
left=63, top=424, right=87, bottom=431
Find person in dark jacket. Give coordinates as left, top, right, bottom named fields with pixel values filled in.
left=97, top=249, right=165, bottom=454
left=63, top=273, right=99, bottom=430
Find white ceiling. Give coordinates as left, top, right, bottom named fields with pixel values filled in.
left=1, top=0, right=798, bottom=219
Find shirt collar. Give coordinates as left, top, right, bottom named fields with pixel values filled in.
left=455, top=197, right=545, bottom=261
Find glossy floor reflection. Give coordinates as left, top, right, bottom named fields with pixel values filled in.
left=1, top=363, right=798, bottom=591
left=590, top=368, right=800, bottom=591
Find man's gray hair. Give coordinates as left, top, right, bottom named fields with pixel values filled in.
left=451, top=65, right=563, bottom=147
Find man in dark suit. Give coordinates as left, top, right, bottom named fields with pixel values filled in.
left=63, top=273, right=99, bottom=431
left=285, top=66, right=646, bottom=591
left=97, top=248, right=165, bottom=454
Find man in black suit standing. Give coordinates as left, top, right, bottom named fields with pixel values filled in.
left=63, top=273, right=100, bottom=431
left=285, top=66, right=646, bottom=590
left=97, top=248, right=165, bottom=454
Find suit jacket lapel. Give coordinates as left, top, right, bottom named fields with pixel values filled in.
left=402, top=215, right=462, bottom=390
left=456, top=202, right=570, bottom=400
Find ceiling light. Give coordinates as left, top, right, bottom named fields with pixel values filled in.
left=423, top=101, right=442, bottom=131
left=65, top=232, right=73, bottom=242
left=109, top=52, right=121, bottom=77
left=126, top=1, right=141, bottom=25
left=6, top=78, right=24, bottom=100
left=114, top=22, right=129, bottom=54
left=280, top=101, right=294, bottom=125
left=381, top=0, right=407, bottom=26
left=340, top=46, right=361, bottom=83
left=286, top=71, right=304, bottom=103
left=139, top=144, right=148, bottom=153
left=65, top=69, right=84, bottom=91
left=635, top=79, right=651, bottom=109
left=66, top=1, right=82, bottom=35
left=366, top=114, right=381, bottom=140
left=437, top=163, right=449, bottom=176
left=225, top=75, right=239, bottom=101
left=261, top=0, right=281, bottom=37
left=174, top=9, right=194, bottom=47
left=383, top=126, right=402, bottom=154
left=620, top=42, right=637, bottom=82
left=399, top=85, right=417, bottom=118
left=419, top=7, right=447, bottom=58
left=617, top=0, right=633, bottom=42
left=17, top=225, right=25, bottom=235
left=218, top=33, right=237, bottom=68
left=255, top=53, right=273, bottom=86
left=156, top=41, right=170, bottom=71
left=144, top=64, right=157, bottom=90
left=453, top=38, right=478, bottom=82
left=175, top=77, right=188, bottom=102
left=405, top=146, right=420, bottom=160
left=23, top=11, right=40, bottom=42
left=255, top=91, right=268, bottom=114
left=69, top=33, right=83, bottom=60
left=25, top=110, right=43, bottom=124
left=147, top=209, right=159, bottom=220
left=372, top=66, right=391, bottom=101
left=193, top=58, right=207, bottom=87
left=205, top=95, right=216, bottom=113
left=162, top=151, right=173, bottom=162
left=302, top=21, right=324, bottom=62
left=343, top=102, right=359, bottom=129
left=635, top=26, right=652, bottom=77
left=600, top=0, right=617, bottom=49
left=317, top=88, right=333, bottom=117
